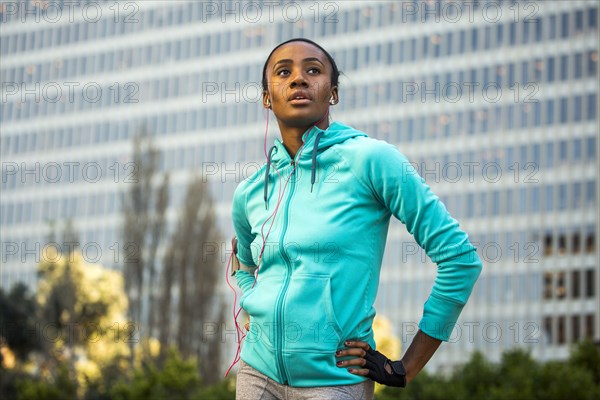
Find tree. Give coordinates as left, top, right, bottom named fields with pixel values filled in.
left=122, top=134, right=225, bottom=385
left=121, top=134, right=169, bottom=346
left=0, top=283, right=43, bottom=362
left=110, top=346, right=235, bottom=400
left=568, top=338, right=600, bottom=384
left=159, top=176, right=225, bottom=385
left=375, top=340, right=600, bottom=400
left=36, top=246, right=130, bottom=396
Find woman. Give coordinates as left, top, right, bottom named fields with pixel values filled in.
left=231, top=38, right=483, bottom=399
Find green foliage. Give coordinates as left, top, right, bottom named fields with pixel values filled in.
left=195, top=376, right=236, bottom=400
left=568, top=338, right=600, bottom=384
left=377, top=369, right=454, bottom=400
left=110, top=347, right=202, bottom=400
left=15, top=363, right=77, bottom=400
left=0, top=283, right=44, bottom=360
left=536, top=361, right=598, bottom=400
left=447, top=350, right=497, bottom=400
left=375, top=342, right=600, bottom=400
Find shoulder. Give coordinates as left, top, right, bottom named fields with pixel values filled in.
left=335, top=135, right=413, bottom=172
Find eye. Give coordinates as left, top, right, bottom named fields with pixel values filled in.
left=308, top=67, right=320, bottom=74
left=276, top=69, right=290, bottom=76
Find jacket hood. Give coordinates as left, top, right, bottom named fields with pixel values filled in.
left=263, top=121, right=367, bottom=208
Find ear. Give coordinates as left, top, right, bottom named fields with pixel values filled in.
left=262, top=91, right=271, bottom=109
left=330, top=86, right=339, bottom=105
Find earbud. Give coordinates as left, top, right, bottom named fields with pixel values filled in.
left=265, top=99, right=271, bottom=108
left=329, top=97, right=335, bottom=105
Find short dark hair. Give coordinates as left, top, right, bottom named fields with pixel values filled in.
left=261, top=38, right=340, bottom=92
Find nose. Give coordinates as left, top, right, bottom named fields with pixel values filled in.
left=289, top=69, right=308, bottom=88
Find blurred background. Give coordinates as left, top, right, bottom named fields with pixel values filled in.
left=0, top=1, right=598, bottom=399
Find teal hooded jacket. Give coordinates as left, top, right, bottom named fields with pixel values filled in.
left=232, top=121, right=482, bottom=387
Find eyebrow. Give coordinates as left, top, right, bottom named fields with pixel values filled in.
left=272, top=57, right=325, bottom=69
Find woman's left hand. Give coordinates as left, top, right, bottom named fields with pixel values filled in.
left=335, top=340, right=407, bottom=387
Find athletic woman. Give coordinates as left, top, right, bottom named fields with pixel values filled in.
left=231, top=38, right=483, bottom=400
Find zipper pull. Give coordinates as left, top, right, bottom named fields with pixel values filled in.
left=290, top=160, right=295, bottom=167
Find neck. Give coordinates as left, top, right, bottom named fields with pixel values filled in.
left=278, top=118, right=330, bottom=159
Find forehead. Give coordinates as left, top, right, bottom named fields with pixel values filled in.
left=268, top=41, right=330, bottom=68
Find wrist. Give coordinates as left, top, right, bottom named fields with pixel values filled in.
left=390, top=360, right=407, bottom=388
left=399, top=357, right=415, bottom=384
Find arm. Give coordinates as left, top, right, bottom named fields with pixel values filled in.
left=400, top=330, right=441, bottom=383
left=335, top=140, right=482, bottom=385
left=359, top=141, right=483, bottom=340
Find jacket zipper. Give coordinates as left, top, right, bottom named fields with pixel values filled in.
left=274, top=155, right=298, bottom=385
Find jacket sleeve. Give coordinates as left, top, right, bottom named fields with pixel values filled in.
left=231, top=184, right=257, bottom=294
left=362, top=140, right=483, bottom=341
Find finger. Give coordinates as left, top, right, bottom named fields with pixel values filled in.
left=336, top=358, right=367, bottom=368
left=348, top=368, right=370, bottom=376
left=364, top=358, right=379, bottom=371
left=335, top=348, right=367, bottom=358
left=344, top=340, right=371, bottom=350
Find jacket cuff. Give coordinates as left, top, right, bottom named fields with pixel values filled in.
left=418, top=292, right=465, bottom=341
left=235, top=270, right=255, bottom=294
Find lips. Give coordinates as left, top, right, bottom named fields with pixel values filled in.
left=288, top=91, right=311, bottom=104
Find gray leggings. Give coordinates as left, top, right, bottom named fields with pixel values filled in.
left=235, top=360, right=375, bottom=400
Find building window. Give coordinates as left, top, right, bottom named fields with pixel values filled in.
left=544, top=272, right=553, bottom=299
left=572, top=315, right=581, bottom=341
left=559, top=97, right=569, bottom=123
left=572, top=270, right=581, bottom=298
left=585, top=269, right=595, bottom=298
left=587, top=137, right=597, bottom=162
left=560, top=54, right=569, bottom=81
left=558, top=184, right=568, bottom=210
left=556, top=272, right=566, bottom=298
left=560, top=12, right=570, bottom=38
left=544, top=316, right=553, bottom=344
left=586, top=181, right=597, bottom=208
left=509, top=21, right=518, bottom=45
left=585, top=315, right=595, bottom=338
left=546, top=99, right=555, bottom=125
left=588, top=94, right=597, bottom=120
left=558, top=315, right=566, bottom=344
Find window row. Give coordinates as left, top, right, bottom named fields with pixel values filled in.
left=447, top=180, right=597, bottom=219
left=1, top=84, right=597, bottom=159
left=1, top=1, right=245, bottom=54
left=1, top=190, right=121, bottom=226
left=412, top=136, right=597, bottom=179
left=544, top=269, right=596, bottom=301
left=2, top=48, right=597, bottom=124
left=543, top=314, right=595, bottom=346
left=1, top=226, right=122, bottom=267
left=1, top=126, right=596, bottom=200
left=367, top=93, right=598, bottom=142
left=473, top=272, right=543, bottom=303
left=395, top=224, right=596, bottom=269
left=3, top=1, right=597, bottom=70
left=3, top=10, right=597, bottom=106
left=3, top=164, right=596, bottom=231
left=542, top=229, right=598, bottom=257
left=0, top=171, right=225, bottom=227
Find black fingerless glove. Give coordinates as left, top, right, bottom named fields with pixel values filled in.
left=363, top=348, right=407, bottom=387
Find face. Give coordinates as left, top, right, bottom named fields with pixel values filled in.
left=263, top=41, right=338, bottom=129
